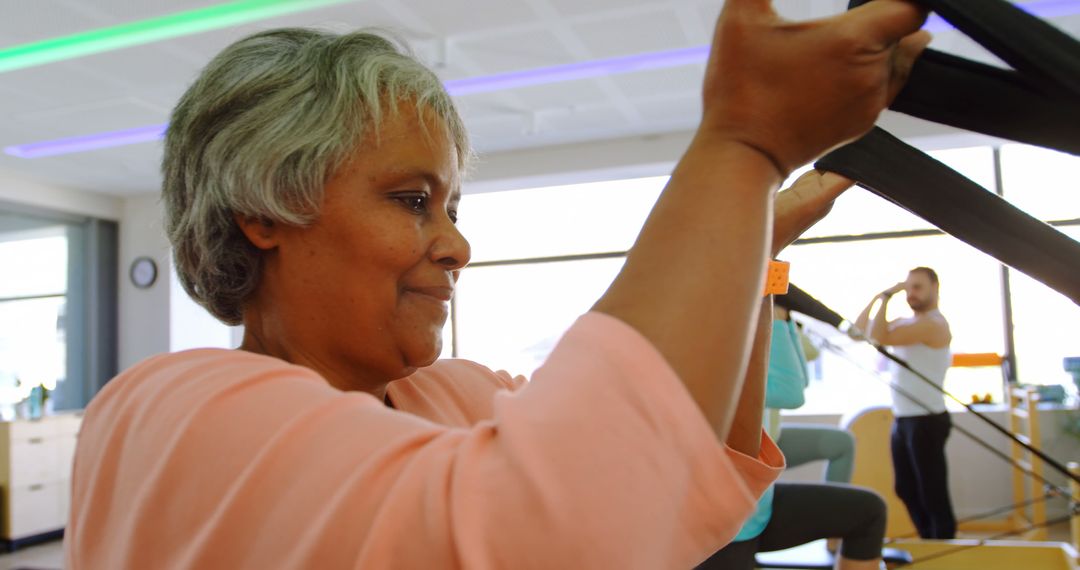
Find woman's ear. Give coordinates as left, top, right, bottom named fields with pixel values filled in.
left=233, top=213, right=279, bottom=250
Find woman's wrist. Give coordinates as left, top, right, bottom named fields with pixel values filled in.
left=689, top=128, right=788, bottom=184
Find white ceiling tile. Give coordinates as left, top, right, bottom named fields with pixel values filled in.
left=2, top=61, right=134, bottom=116
left=694, top=1, right=723, bottom=29
left=12, top=97, right=168, bottom=139
left=572, top=9, right=688, bottom=58
left=75, top=44, right=204, bottom=95
left=544, top=0, right=667, bottom=18
left=62, top=0, right=226, bottom=21
left=0, top=0, right=1078, bottom=195
left=396, top=0, right=539, bottom=36
left=159, top=3, right=414, bottom=62
left=452, top=28, right=576, bottom=74
left=0, top=0, right=103, bottom=48
left=499, top=80, right=613, bottom=110
left=632, top=92, right=702, bottom=127
left=608, top=64, right=704, bottom=100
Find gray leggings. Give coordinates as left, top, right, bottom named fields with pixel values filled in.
left=696, top=425, right=872, bottom=569
left=776, top=424, right=855, bottom=483
left=697, top=483, right=887, bottom=568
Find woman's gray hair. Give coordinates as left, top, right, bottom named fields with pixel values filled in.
left=163, top=28, right=470, bottom=325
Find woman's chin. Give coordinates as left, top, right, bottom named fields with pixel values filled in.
left=404, top=337, right=443, bottom=369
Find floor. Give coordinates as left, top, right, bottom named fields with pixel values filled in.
left=0, top=521, right=1072, bottom=569
left=0, top=539, right=63, bottom=570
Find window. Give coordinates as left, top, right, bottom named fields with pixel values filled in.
left=0, top=208, right=117, bottom=414
left=0, top=225, right=69, bottom=415
left=449, top=142, right=1076, bottom=415
left=454, top=258, right=623, bottom=376
left=453, top=176, right=657, bottom=376
left=1008, top=227, right=1080, bottom=388
left=1000, top=144, right=1080, bottom=222
left=999, top=144, right=1080, bottom=389
left=457, top=176, right=664, bottom=263
left=783, top=234, right=1006, bottom=414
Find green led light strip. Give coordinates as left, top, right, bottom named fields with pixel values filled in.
left=0, top=0, right=356, bottom=74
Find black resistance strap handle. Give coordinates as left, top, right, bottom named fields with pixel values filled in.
left=816, top=127, right=1080, bottom=306
left=850, top=0, right=1080, bottom=155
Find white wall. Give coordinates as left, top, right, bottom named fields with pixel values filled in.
left=0, top=167, right=121, bottom=220
left=118, top=195, right=240, bottom=368
left=117, top=194, right=171, bottom=369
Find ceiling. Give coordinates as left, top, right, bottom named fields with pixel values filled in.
left=0, top=0, right=1077, bottom=195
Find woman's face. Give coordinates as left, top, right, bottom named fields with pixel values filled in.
left=249, top=103, right=470, bottom=391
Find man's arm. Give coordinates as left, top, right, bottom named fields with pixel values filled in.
left=869, top=283, right=904, bottom=343
left=853, top=297, right=877, bottom=338
left=869, top=293, right=892, bottom=344
left=878, top=317, right=950, bottom=347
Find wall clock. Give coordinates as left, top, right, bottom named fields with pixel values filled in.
left=129, top=256, right=158, bottom=289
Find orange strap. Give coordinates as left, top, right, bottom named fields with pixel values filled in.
left=764, top=260, right=790, bottom=296
left=951, top=353, right=1004, bottom=367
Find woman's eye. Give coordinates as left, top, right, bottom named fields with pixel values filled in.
left=396, top=194, right=428, bottom=213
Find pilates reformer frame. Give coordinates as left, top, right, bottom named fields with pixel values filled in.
left=762, top=3, right=1080, bottom=563
left=775, top=287, right=1077, bottom=568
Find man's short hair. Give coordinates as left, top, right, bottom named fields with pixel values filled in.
left=909, top=266, right=939, bottom=285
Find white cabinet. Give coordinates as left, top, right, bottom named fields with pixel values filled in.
left=0, top=413, right=81, bottom=542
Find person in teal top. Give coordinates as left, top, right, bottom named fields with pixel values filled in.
left=730, top=316, right=810, bottom=542
left=699, top=306, right=887, bottom=570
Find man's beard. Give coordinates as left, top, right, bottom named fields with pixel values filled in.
left=908, top=297, right=931, bottom=312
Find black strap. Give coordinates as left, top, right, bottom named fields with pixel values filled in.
left=782, top=280, right=1080, bottom=487
left=849, top=0, right=1080, bottom=155
left=892, top=50, right=1080, bottom=155
left=815, top=127, right=1080, bottom=306
left=774, top=284, right=843, bottom=329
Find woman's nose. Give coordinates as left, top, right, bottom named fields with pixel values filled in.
left=431, top=218, right=471, bottom=271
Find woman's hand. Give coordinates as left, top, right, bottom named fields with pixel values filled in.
left=772, top=170, right=854, bottom=256
left=701, top=0, right=931, bottom=176
left=594, top=0, right=931, bottom=444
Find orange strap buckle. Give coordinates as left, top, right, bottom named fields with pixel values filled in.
left=764, top=260, right=790, bottom=297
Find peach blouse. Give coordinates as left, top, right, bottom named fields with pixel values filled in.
left=66, top=312, right=782, bottom=569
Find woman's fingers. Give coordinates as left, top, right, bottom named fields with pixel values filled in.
left=783, top=170, right=853, bottom=204
left=701, top=0, right=930, bottom=175
left=888, top=30, right=933, bottom=102
left=840, top=0, right=928, bottom=49
left=720, top=0, right=776, bottom=18
left=818, top=171, right=856, bottom=199
left=772, top=170, right=854, bottom=255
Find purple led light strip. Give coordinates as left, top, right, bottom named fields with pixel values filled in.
left=444, top=45, right=709, bottom=96
left=4, top=123, right=167, bottom=158
left=5, top=0, right=1077, bottom=158
left=4, top=45, right=712, bottom=159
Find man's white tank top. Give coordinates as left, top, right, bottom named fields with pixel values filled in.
left=891, top=318, right=951, bottom=417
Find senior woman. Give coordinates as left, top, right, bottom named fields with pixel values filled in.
left=66, top=1, right=929, bottom=568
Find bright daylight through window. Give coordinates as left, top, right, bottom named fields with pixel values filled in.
left=450, top=144, right=1080, bottom=418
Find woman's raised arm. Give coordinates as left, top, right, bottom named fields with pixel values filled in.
left=593, top=0, right=929, bottom=441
